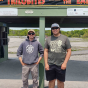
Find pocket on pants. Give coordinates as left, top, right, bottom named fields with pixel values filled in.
left=31, top=64, right=38, bottom=72
left=31, top=65, right=38, bottom=78
left=22, top=65, right=28, bottom=74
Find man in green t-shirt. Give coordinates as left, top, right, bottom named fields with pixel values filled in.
left=44, top=23, right=71, bottom=88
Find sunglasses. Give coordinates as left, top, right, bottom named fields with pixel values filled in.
left=28, top=32, right=35, bottom=35
left=51, top=27, right=59, bottom=30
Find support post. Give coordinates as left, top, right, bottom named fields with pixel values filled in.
left=39, top=17, right=45, bottom=88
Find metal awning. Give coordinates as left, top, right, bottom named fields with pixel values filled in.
left=0, top=16, right=88, bottom=27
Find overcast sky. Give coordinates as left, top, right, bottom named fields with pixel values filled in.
left=9, top=27, right=88, bottom=31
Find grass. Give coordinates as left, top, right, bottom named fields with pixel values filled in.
left=69, top=38, right=88, bottom=42
left=71, top=46, right=88, bottom=51
left=82, top=38, right=88, bottom=41
left=8, top=52, right=17, bottom=54
left=8, top=46, right=18, bottom=48
left=71, top=49, right=77, bottom=51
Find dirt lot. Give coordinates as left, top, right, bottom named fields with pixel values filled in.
left=8, top=37, right=88, bottom=53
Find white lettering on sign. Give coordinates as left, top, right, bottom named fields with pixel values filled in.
left=0, top=8, right=18, bottom=16
left=25, top=10, right=33, bottom=14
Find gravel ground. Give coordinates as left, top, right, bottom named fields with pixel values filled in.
left=8, top=37, right=88, bottom=52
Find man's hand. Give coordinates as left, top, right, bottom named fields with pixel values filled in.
left=61, top=63, right=67, bottom=70
left=34, top=57, right=42, bottom=65
left=45, top=64, right=49, bottom=70
left=35, top=61, right=39, bottom=65
left=21, top=62, right=27, bottom=66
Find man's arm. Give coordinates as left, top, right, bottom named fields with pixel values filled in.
left=35, top=57, right=42, bottom=65
left=35, top=42, right=44, bottom=65
left=44, top=48, right=49, bottom=70
left=17, top=43, right=26, bottom=66
left=61, top=48, right=71, bottom=70
left=19, top=57, right=27, bottom=66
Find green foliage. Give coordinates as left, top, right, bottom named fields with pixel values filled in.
left=45, top=30, right=51, bottom=36
left=8, top=28, right=88, bottom=38
left=61, top=29, right=88, bottom=38
left=82, top=29, right=88, bottom=38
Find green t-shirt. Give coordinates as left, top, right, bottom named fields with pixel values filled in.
left=44, top=34, right=71, bottom=66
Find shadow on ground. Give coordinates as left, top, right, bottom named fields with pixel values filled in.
left=0, top=58, right=88, bottom=81
left=21, top=85, right=51, bottom=88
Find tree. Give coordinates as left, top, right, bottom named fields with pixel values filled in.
left=8, top=28, right=88, bottom=38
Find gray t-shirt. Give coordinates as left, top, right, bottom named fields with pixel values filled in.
left=45, top=34, right=71, bottom=66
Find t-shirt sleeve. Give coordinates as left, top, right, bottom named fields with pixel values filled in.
left=44, top=38, right=49, bottom=49
left=65, top=37, right=71, bottom=49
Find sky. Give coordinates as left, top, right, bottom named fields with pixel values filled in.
left=9, top=27, right=88, bottom=31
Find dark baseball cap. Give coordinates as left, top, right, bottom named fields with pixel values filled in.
left=51, top=23, right=60, bottom=28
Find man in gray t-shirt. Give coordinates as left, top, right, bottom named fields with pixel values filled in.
left=44, top=23, right=71, bottom=88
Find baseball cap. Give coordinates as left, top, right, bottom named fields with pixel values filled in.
left=51, top=23, right=60, bottom=28
left=28, top=29, right=35, bottom=33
